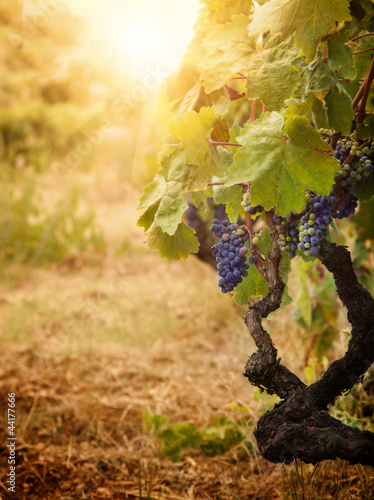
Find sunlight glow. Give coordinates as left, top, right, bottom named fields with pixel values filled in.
left=71, top=0, right=200, bottom=77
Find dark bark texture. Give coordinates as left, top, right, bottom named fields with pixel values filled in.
left=244, top=240, right=374, bottom=465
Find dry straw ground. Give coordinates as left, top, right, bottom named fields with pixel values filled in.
left=0, top=172, right=373, bottom=499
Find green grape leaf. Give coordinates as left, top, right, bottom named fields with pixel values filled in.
left=296, top=52, right=337, bottom=96
left=248, top=0, right=351, bottom=61
left=212, top=180, right=244, bottom=222
left=137, top=201, right=161, bottom=231
left=353, top=177, right=374, bottom=204
left=232, top=226, right=273, bottom=305
left=217, top=146, right=234, bottom=170
left=160, top=148, right=208, bottom=192
left=257, top=226, right=273, bottom=256
left=327, top=31, right=356, bottom=81
left=154, top=182, right=189, bottom=235
left=232, top=264, right=269, bottom=305
left=145, top=221, right=199, bottom=260
left=226, top=112, right=338, bottom=215
left=245, top=35, right=301, bottom=110
left=200, top=14, right=255, bottom=93
left=353, top=32, right=374, bottom=80
left=138, top=173, right=167, bottom=209
left=166, top=107, right=225, bottom=177
left=353, top=198, right=374, bottom=241
left=142, top=148, right=209, bottom=236
left=325, top=85, right=354, bottom=135
left=284, top=95, right=329, bottom=130
left=356, top=114, right=374, bottom=139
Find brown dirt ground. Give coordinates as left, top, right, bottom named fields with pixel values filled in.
left=0, top=182, right=373, bottom=499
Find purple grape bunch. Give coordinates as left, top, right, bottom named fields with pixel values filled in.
left=298, top=195, right=335, bottom=257
left=333, top=140, right=374, bottom=187
left=210, top=219, right=251, bottom=293
left=241, top=192, right=264, bottom=216
left=272, top=213, right=299, bottom=258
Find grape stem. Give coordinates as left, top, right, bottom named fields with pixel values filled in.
left=208, top=140, right=242, bottom=147
left=353, top=47, right=374, bottom=55
left=351, top=32, right=374, bottom=42
left=250, top=100, right=257, bottom=123
left=356, top=55, right=374, bottom=126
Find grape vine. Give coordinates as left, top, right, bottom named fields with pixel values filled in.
left=138, top=0, right=374, bottom=467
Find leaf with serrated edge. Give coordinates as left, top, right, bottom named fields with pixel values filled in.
left=248, top=0, right=351, bottom=61
left=154, top=182, right=189, bottom=235
left=246, top=35, right=301, bottom=110
left=160, top=148, right=208, bottom=192
left=166, top=107, right=221, bottom=163
left=166, top=107, right=225, bottom=177
left=327, top=31, right=356, bottom=81
left=325, top=85, right=354, bottom=135
left=138, top=173, right=167, bottom=209
left=226, top=112, right=338, bottom=215
left=146, top=222, right=199, bottom=261
left=232, top=264, right=269, bottom=305
left=354, top=32, right=374, bottom=80
left=200, top=14, right=256, bottom=93
left=137, top=201, right=161, bottom=231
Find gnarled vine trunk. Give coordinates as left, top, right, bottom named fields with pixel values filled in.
left=244, top=240, right=374, bottom=465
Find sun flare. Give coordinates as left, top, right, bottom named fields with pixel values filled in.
left=71, top=0, right=200, bottom=76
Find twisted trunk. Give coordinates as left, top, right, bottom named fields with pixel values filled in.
left=244, top=240, right=374, bottom=465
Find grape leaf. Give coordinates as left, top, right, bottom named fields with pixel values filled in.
left=284, top=95, right=329, bottom=130
left=353, top=32, right=374, bottom=80
left=160, top=148, right=208, bottom=192
left=353, top=177, right=374, bottom=204
left=154, top=182, right=189, bottom=235
left=327, top=31, right=356, bottom=81
left=232, top=264, right=269, bottom=305
left=200, top=14, right=256, bottom=93
left=145, top=221, right=199, bottom=260
left=226, top=112, right=338, bottom=215
left=356, top=114, right=374, bottom=139
left=325, top=85, right=354, bottom=135
left=137, top=201, right=161, bottom=231
left=166, top=107, right=225, bottom=177
left=297, top=52, right=337, bottom=96
left=245, top=35, right=301, bottom=110
left=138, top=173, right=167, bottom=209
left=248, top=0, right=351, bottom=61
left=140, top=148, right=209, bottom=236
left=212, top=180, right=243, bottom=222
left=232, top=226, right=273, bottom=305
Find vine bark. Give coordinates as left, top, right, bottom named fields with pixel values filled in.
left=244, top=241, right=374, bottom=465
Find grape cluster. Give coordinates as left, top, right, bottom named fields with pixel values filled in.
left=210, top=219, right=251, bottom=293
left=334, top=193, right=358, bottom=219
left=297, top=195, right=334, bottom=256
left=272, top=213, right=299, bottom=258
left=241, top=192, right=264, bottom=216
left=333, top=140, right=374, bottom=188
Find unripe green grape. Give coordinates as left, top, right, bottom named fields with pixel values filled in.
left=252, top=236, right=260, bottom=245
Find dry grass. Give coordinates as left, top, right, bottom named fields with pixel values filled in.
left=0, top=173, right=373, bottom=499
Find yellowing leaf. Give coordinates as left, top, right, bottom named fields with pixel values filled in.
left=246, top=35, right=301, bottom=110
left=166, top=107, right=221, bottom=162
left=200, top=14, right=256, bottom=92
left=145, top=222, right=200, bottom=261
left=138, top=173, right=167, bottom=209
left=248, top=0, right=351, bottom=61
left=166, top=107, right=225, bottom=177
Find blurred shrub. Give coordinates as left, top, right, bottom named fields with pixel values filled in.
left=0, top=180, right=105, bottom=263
left=143, top=412, right=253, bottom=462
